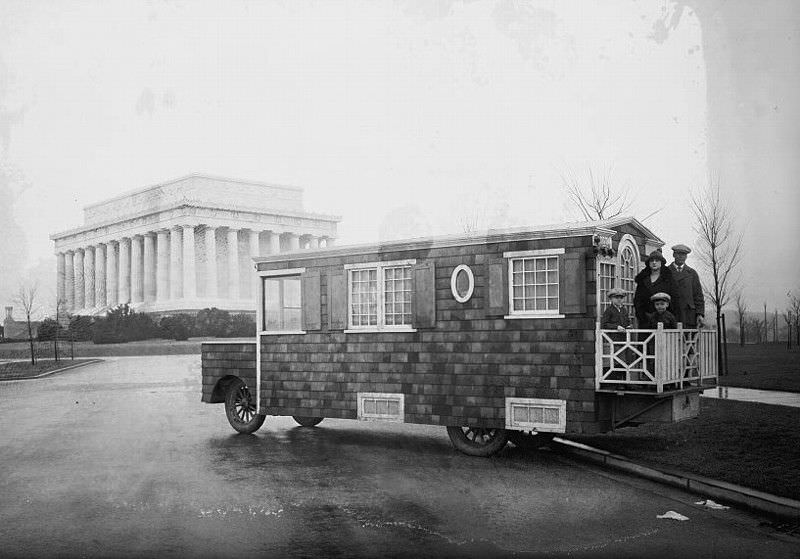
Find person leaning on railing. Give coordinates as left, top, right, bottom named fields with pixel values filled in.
left=633, top=250, right=680, bottom=328
left=644, top=292, right=678, bottom=329
left=601, top=287, right=632, bottom=331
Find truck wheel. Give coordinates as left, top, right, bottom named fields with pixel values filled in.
left=293, top=416, right=324, bottom=427
left=225, top=378, right=265, bottom=434
left=508, top=431, right=555, bottom=450
left=446, top=426, right=508, bottom=457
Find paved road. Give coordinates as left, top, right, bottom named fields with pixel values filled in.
left=0, top=356, right=798, bottom=558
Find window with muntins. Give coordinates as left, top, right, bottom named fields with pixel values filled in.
left=263, top=275, right=302, bottom=331
left=348, top=261, right=414, bottom=329
left=599, top=261, right=616, bottom=310
left=510, top=255, right=560, bottom=314
left=620, top=245, right=636, bottom=316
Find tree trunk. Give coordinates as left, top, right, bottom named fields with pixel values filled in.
left=26, top=318, right=36, bottom=365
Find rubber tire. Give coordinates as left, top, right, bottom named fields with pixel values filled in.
left=293, top=416, right=324, bottom=427
left=508, top=431, right=555, bottom=450
left=224, top=378, right=266, bottom=434
left=446, top=426, right=509, bottom=457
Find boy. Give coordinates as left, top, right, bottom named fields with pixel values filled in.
left=646, top=292, right=677, bottom=329
left=601, top=287, right=631, bottom=331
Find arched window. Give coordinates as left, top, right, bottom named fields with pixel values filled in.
left=618, top=237, right=639, bottom=317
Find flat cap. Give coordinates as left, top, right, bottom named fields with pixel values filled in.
left=671, top=244, right=692, bottom=254
left=607, top=287, right=626, bottom=298
left=650, top=292, right=671, bottom=302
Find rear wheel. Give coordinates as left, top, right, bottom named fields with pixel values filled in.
left=508, top=431, right=555, bottom=450
left=293, top=416, right=324, bottom=427
left=446, top=426, right=508, bottom=457
left=225, top=378, right=265, bottom=434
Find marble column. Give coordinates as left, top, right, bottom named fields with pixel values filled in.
left=106, top=242, right=118, bottom=306
left=95, top=244, right=106, bottom=308
left=143, top=233, right=156, bottom=303
left=131, top=236, right=144, bottom=303
left=204, top=226, right=218, bottom=299
left=74, top=249, right=85, bottom=310
left=309, top=236, right=320, bottom=249
left=286, top=233, right=300, bottom=252
left=84, top=246, right=95, bottom=309
left=268, top=231, right=281, bottom=254
left=170, top=228, right=183, bottom=300
left=248, top=230, right=260, bottom=298
left=119, top=238, right=132, bottom=304
left=227, top=228, right=240, bottom=300
left=157, top=230, right=170, bottom=301
left=182, top=226, right=196, bottom=300
left=56, top=253, right=66, bottom=305
left=64, top=251, right=75, bottom=310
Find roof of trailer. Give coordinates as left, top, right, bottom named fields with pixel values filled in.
left=253, top=215, right=663, bottom=264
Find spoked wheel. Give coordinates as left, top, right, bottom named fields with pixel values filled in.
left=293, top=416, right=324, bottom=427
left=225, top=378, right=266, bottom=434
left=446, top=426, right=509, bottom=457
left=508, top=431, right=555, bottom=450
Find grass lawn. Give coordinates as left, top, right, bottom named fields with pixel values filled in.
left=565, top=398, right=800, bottom=501
left=721, top=343, right=800, bottom=392
left=0, top=359, right=98, bottom=380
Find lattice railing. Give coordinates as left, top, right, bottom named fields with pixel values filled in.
left=595, top=324, right=718, bottom=393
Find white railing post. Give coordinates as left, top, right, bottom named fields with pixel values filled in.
left=595, top=323, right=602, bottom=391
left=655, top=323, right=665, bottom=393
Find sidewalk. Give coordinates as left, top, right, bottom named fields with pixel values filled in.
left=702, top=386, right=800, bottom=408
left=551, top=437, right=800, bottom=520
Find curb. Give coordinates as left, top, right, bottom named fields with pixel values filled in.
left=552, top=437, right=800, bottom=520
left=0, top=359, right=104, bottom=382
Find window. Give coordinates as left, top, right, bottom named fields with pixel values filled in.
left=505, top=248, right=563, bottom=316
left=262, top=275, right=302, bottom=332
left=619, top=245, right=637, bottom=317
left=599, top=261, right=616, bottom=310
left=347, top=260, right=414, bottom=330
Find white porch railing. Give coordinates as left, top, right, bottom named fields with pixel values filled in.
left=595, top=324, right=719, bottom=393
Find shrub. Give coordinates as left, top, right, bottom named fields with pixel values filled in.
left=194, top=308, right=232, bottom=337
left=160, top=315, right=191, bottom=341
left=37, top=318, right=64, bottom=341
left=229, top=314, right=257, bottom=337
left=68, top=316, right=94, bottom=341
left=91, top=304, right=160, bottom=344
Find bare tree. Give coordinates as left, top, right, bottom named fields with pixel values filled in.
left=562, top=166, right=633, bottom=221
left=747, top=317, right=764, bottom=344
left=788, top=291, right=800, bottom=347
left=734, top=291, right=747, bottom=346
left=690, top=180, right=743, bottom=360
left=13, top=281, right=39, bottom=365
left=785, top=311, right=794, bottom=349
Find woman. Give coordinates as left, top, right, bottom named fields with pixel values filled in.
left=633, top=251, right=680, bottom=327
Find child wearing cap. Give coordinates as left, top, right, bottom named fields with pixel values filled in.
left=645, top=293, right=677, bottom=329
left=601, top=287, right=631, bottom=331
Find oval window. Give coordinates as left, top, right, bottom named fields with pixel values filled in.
left=450, top=264, right=475, bottom=303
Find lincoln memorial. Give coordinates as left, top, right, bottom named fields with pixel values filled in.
left=50, top=174, right=340, bottom=315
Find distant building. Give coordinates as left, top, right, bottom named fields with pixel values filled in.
left=50, top=174, right=340, bottom=316
left=3, top=307, right=40, bottom=340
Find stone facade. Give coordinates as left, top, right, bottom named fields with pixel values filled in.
left=50, top=174, right=340, bottom=315
left=3, top=307, right=40, bottom=341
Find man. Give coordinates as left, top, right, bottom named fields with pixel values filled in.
left=668, top=244, right=705, bottom=328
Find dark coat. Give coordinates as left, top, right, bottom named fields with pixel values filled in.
left=633, top=266, right=680, bottom=326
left=668, top=263, right=705, bottom=328
left=601, top=304, right=631, bottom=330
left=645, top=310, right=678, bottom=329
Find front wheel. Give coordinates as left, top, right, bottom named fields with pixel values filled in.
left=293, top=416, right=324, bottom=427
left=446, top=426, right=508, bottom=457
left=225, top=378, right=266, bottom=434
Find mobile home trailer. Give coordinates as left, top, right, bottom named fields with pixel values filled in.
left=201, top=217, right=718, bottom=456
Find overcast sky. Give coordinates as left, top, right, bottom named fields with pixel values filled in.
left=0, top=0, right=797, bottom=313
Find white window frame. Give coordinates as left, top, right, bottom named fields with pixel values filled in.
left=344, top=259, right=417, bottom=333
left=503, top=248, right=565, bottom=319
left=596, top=235, right=640, bottom=323
left=598, top=258, right=617, bottom=312
left=257, top=268, right=306, bottom=335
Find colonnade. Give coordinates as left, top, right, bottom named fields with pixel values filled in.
left=56, top=225, right=332, bottom=312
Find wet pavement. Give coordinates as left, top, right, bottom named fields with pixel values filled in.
left=702, top=386, right=800, bottom=408
left=0, top=356, right=798, bottom=558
